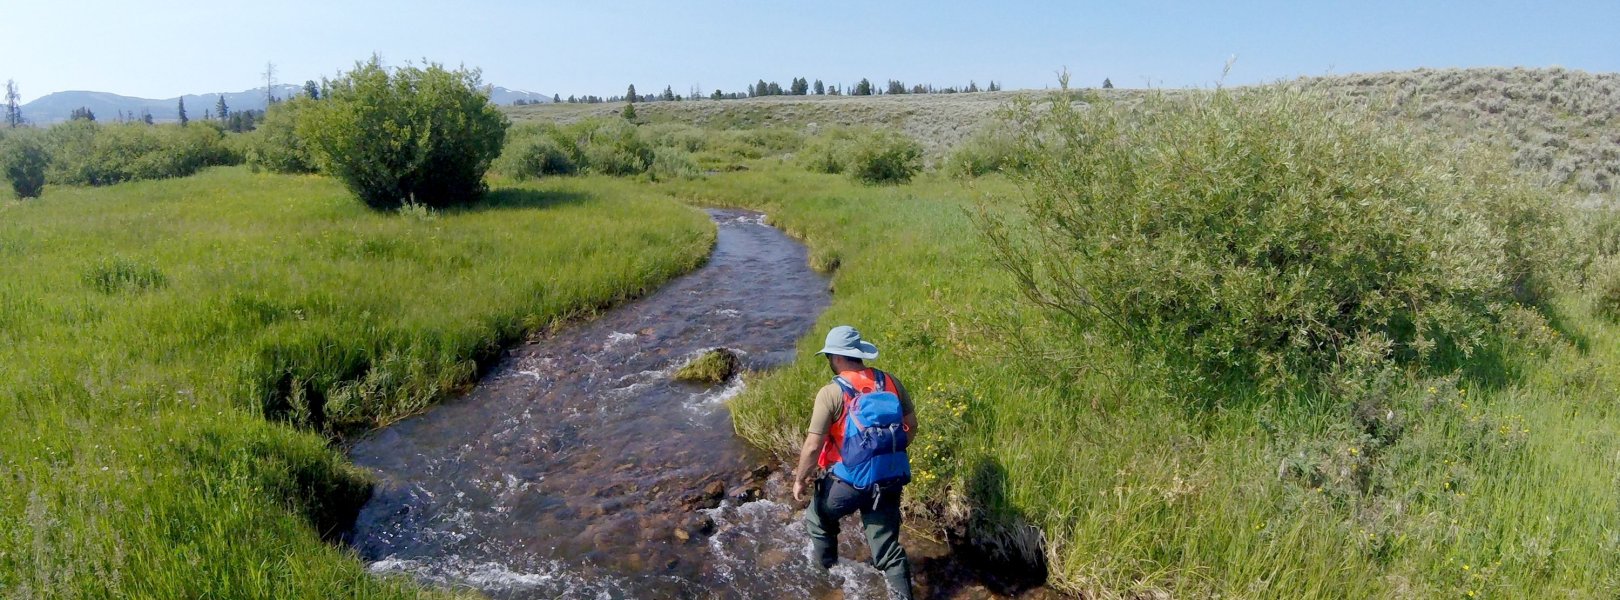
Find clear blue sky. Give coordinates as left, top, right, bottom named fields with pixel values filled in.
left=4, top=0, right=1617, bottom=102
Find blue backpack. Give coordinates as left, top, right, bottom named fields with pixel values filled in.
left=830, top=370, right=912, bottom=489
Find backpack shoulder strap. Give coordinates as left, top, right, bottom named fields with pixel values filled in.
left=833, top=376, right=858, bottom=401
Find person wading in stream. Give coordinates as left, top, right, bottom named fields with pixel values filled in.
left=793, top=325, right=918, bottom=599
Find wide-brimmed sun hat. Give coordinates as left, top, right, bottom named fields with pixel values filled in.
left=815, top=325, right=879, bottom=360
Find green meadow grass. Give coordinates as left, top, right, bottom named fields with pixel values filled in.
left=660, top=164, right=1620, bottom=598
left=0, top=167, right=712, bottom=598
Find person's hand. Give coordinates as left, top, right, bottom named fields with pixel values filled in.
left=793, top=478, right=806, bottom=502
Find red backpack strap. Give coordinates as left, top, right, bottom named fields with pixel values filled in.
left=832, top=376, right=858, bottom=421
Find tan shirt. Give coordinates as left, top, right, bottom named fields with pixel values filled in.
left=806, top=371, right=915, bottom=436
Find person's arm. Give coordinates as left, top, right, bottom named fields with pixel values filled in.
left=791, top=432, right=823, bottom=501
left=794, top=387, right=835, bottom=501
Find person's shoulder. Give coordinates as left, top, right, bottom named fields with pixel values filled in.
left=876, top=369, right=905, bottom=387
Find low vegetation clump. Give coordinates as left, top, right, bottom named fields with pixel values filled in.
left=42, top=120, right=236, bottom=186
left=493, top=119, right=720, bottom=181
left=673, top=348, right=741, bottom=384
left=297, top=57, right=508, bottom=209
left=798, top=127, right=922, bottom=184
left=577, top=118, right=655, bottom=176
left=983, top=84, right=1568, bottom=392
left=83, top=256, right=168, bottom=294
left=495, top=125, right=578, bottom=180
left=0, top=129, right=48, bottom=198
left=0, top=168, right=714, bottom=596
left=648, top=146, right=701, bottom=181
left=798, top=126, right=861, bottom=174
left=847, top=129, right=923, bottom=184
left=1592, top=257, right=1620, bottom=320
left=944, top=124, right=1026, bottom=178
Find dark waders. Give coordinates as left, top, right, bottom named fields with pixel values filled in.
left=804, top=474, right=913, bottom=599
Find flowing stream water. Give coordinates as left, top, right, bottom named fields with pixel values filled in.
left=346, top=209, right=1042, bottom=599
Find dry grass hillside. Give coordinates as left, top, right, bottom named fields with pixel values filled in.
left=506, top=67, right=1619, bottom=201
left=506, top=91, right=1026, bottom=155
left=1299, top=67, right=1620, bottom=202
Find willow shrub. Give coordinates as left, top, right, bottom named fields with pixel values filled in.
left=980, top=84, right=1568, bottom=393
left=44, top=121, right=235, bottom=186
left=241, top=98, right=317, bottom=174
left=944, top=124, right=1028, bottom=178
left=848, top=129, right=923, bottom=185
left=575, top=118, right=654, bottom=176
left=495, top=125, right=578, bottom=180
left=798, top=127, right=860, bottom=174
left=0, top=129, right=48, bottom=198
left=298, top=57, right=508, bottom=209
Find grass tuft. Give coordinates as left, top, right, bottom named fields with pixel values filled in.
left=673, top=348, right=742, bottom=384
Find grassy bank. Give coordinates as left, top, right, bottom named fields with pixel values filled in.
left=659, top=163, right=1620, bottom=598
left=0, top=167, right=713, bottom=597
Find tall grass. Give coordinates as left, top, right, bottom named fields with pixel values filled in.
left=0, top=167, right=713, bottom=597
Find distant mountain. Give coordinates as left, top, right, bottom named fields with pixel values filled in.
left=21, top=85, right=551, bottom=124
left=488, top=87, right=555, bottom=106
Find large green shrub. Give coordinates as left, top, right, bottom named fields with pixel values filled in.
left=848, top=129, right=923, bottom=184
left=45, top=121, right=234, bottom=186
left=0, top=129, right=48, bottom=198
left=297, top=58, right=508, bottom=209
left=981, top=85, right=1567, bottom=392
left=241, top=99, right=316, bottom=174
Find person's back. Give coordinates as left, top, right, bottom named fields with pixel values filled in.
left=791, top=325, right=918, bottom=599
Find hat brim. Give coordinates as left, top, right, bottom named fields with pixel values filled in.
left=816, top=342, right=879, bottom=360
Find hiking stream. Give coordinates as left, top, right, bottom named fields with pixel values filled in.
left=347, top=209, right=1039, bottom=599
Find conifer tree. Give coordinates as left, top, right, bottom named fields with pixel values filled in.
left=305, top=80, right=321, bottom=99
left=177, top=97, right=188, bottom=126
left=553, top=93, right=561, bottom=103
left=854, top=78, right=873, bottom=96
left=626, top=84, right=637, bottom=103
left=622, top=101, right=637, bottom=121
left=813, top=79, right=825, bottom=95
left=215, top=95, right=229, bottom=120
left=1103, top=78, right=1114, bottom=89
left=3, top=80, right=20, bottom=128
